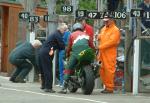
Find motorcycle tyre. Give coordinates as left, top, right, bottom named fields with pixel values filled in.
left=81, top=65, right=95, bottom=95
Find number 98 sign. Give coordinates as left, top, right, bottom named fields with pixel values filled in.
left=61, top=5, right=73, bottom=13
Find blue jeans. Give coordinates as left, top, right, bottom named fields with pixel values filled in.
left=59, top=50, right=65, bottom=85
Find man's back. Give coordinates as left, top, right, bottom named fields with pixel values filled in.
left=9, top=42, right=35, bottom=64
left=138, top=1, right=150, bottom=28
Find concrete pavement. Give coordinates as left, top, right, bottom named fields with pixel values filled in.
left=0, top=75, right=150, bottom=103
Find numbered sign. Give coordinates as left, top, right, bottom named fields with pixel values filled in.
left=87, top=11, right=100, bottom=19
left=43, top=15, right=50, bottom=22
left=131, top=9, right=144, bottom=17
left=113, top=12, right=127, bottom=19
left=144, top=11, right=150, bottom=19
left=99, top=12, right=105, bottom=19
left=19, top=12, right=30, bottom=20
left=61, top=5, right=73, bottom=13
left=29, top=16, right=40, bottom=23
left=76, top=10, right=87, bottom=17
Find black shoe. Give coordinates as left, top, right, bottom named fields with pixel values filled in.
left=9, top=78, right=19, bottom=83
left=44, top=89, right=56, bottom=93
left=14, top=78, right=26, bottom=83
left=58, top=89, right=67, bottom=94
left=101, top=89, right=113, bottom=93
left=40, top=86, right=45, bottom=90
left=9, top=77, right=16, bottom=82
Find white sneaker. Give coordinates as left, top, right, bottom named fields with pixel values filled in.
left=60, top=85, right=63, bottom=88
left=56, top=84, right=60, bottom=87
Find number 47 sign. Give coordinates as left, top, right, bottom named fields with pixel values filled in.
left=76, top=10, right=127, bottom=19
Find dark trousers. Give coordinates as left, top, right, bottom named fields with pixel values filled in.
left=11, top=60, right=32, bottom=80
left=39, top=47, right=54, bottom=89
left=141, top=40, right=150, bottom=64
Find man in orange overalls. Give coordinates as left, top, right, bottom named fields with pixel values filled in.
left=97, top=14, right=121, bottom=93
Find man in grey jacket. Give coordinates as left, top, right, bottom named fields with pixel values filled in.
left=9, top=40, right=42, bottom=83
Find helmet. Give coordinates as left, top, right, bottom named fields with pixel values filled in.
left=72, top=23, right=83, bottom=31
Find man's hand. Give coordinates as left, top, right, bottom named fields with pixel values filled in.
left=142, top=28, right=150, bottom=36
left=25, top=59, right=31, bottom=63
left=66, top=52, right=70, bottom=58
left=49, top=47, right=54, bottom=56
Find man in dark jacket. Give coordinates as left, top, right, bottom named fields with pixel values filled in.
left=138, top=0, right=150, bottom=65
left=39, top=23, right=67, bottom=93
left=9, top=40, right=42, bottom=83
left=138, top=0, right=150, bottom=29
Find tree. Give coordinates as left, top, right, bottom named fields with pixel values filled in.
left=78, top=0, right=96, bottom=25
left=79, top=0, right=96, bottom=10
left=107, top=0, right=120, bottom=11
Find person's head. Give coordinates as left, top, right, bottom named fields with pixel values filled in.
left=75, top=17, right=87, bottom=27
left=103, top=14, right=115, bottom=27
left=144, top=0, right=150, bottom=4
left=72, top=23, right=83, bottom=32
left=57, top=23, right=68, bottom=34
left=31, top=39, right=42, bottom=48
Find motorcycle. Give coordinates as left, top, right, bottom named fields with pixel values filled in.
left=66, top=48, right=97, bottom=95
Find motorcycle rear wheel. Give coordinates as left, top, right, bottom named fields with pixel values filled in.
left=81, top=65, right=95, bottom=95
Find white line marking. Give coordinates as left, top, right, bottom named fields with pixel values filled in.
left=0, top=76, right=9, bottom=80
left=0, top=87, right=108, bottom=103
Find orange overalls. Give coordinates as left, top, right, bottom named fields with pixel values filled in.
left=97, top=22, right=120, bottom=91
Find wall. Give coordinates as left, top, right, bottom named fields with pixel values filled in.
left=0, top=2, right=47, bottom=76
